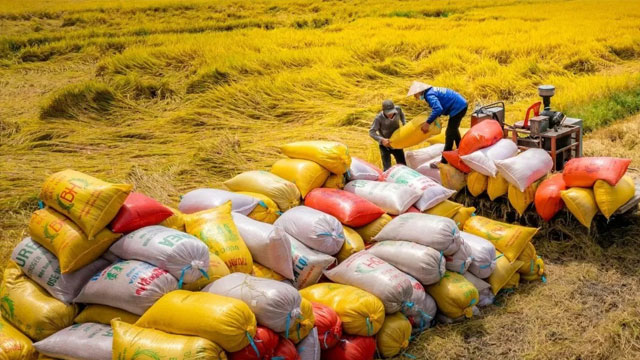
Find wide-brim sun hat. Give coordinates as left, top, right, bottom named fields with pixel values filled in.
left=407, top=81, right=432, bottom=97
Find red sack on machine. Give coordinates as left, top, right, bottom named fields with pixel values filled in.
left=312, top=302, right=343, bottom=350
left=274, top=337, right=300, bottom=360
left=110, top=192, right=173, bottom=233
left=321, top=335, right=376, bottom=360
left=562, top=157, right=631, bottom=187
left=458, top=120, right=503, bottom=156
left=442, top=150, right=472, bottom=173
left=535, top=174, right=566, bottom=221
left=230, top=327, right=279, bottom=360
left=304, top=188, right=384, bottom=227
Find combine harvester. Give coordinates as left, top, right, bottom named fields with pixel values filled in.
left=414, top=84, right=640, bottom=232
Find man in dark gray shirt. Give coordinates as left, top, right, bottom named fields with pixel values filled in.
left=369, top=99, right=406, bottom=171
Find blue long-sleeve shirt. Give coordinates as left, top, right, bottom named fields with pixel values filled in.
left=424, top=87, right=468, bottom=124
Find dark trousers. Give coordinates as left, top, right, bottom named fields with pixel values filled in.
left=441, top=106, right=468, bottom=164
left=379, top=145, right=405, bottom=171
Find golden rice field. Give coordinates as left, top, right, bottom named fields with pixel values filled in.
left=2, top=0, right=640, bottom=358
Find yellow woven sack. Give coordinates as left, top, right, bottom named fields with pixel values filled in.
left=561, top=188, right=598, bottom=228
left=516, top=242, right=536, bottom=274
left=452, top=206, right=476, bottom=229
left=0, top=261, right=77, bottom=341
left=504, top=272, right=520, bottom=290
left=300, top=283, right=385, bottom=336
left=428, top=127, right=470, bottom=145
left=183, top=252, right=230, bottom=291
left=271, top=158, right=330, bottom=198
left=375, top=312, right=412, bottom=358
left=488, top=253, right=523, bottom=295
left=463, top=216, right=536, bottom=262
left=281, top=298, right=315, bottom=344
left=487, top=174, right=509, bottom=200
left=0, top=317, right=37, bottom=360
left=508, top=180, right=540, bottom=216
left=184, top=201, right=253, bottom=274
left=355, top=214, right=392, bottom=243
left=237, top=191, right=281, bottom=224
left=252, top=262, right=285, bottom=281
left=438, top=163, right=466, bottom=191
left=159, top=207, right=185, bottom=232
left=74, top=304, right=140, bottom=325
left=521, top=257, right=546, bottom=282
left=224, top=170, right=300, bottom=211
left=29, top=208, right=121, bottom=273
left=467, top=171, right=488, bottom=197
left=594, top=175, right=635, bottom=219
left=112, top=320, right=226, bottom=360
left=427, top=271, right=479, bottom=319
left=323, top=173, right=346, bottom=189
left=389, top=115, right=441, bottom=149
left=135, top=290, right=257, bottom=352
left=39, top=169, right=132, bottom=239
left=336, top=226, right=365, bottom=263
left=425, top=200, right=463, bottom=218
left=280, top=141, right=351, bottom=175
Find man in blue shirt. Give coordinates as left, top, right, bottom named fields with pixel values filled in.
left=407, top=81, right=468, bottom=166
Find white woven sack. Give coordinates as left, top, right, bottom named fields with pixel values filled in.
left=344, top=180, right=421, bottom=215
left=297, top=327, right=321, bottom=360
left=11, top=237, right=109, bottom=303
left=402, top=275, right=437, bottom=333
left=383, top=165, right=455, bottom=211
left=288, top=235, right=336, bottom=289
left=445, top=239, right=473, bottom=275
left=406, top=144, right=445, bottom=169
left=372, top=213, right=461, bottom=255
left=204, top=273, right=302, bottom=333
left=495, top=148, right=553, bottom=191
left=415, top=159, right=441, bottom=183
left=460, top=139, right=518, bottom=177
left=348, top=157, right=382, bottom=181
left=367, top=241, right=445, bottom=285
left=34, top=323, right=112, bottom=360
left=109, top=225, right=209, bottom=285
left=462, top=231, right=496, bottom=279
left=74, top=260, right=177, bottom=315
left=324, top=251, right=413, bottom=313
left=232, top=213, right=294, bottom=280
left=178, top=188, right=259, bottom=214
left=274, top=206, right=344, bottom=255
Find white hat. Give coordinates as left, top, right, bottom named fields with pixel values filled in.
left=406, top=81, right=432, bottom=97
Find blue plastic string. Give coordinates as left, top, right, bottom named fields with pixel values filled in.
left=276, top=211, right=283, bottom=215
left=366, top=317, right=373, bottom=336
left=199, top=269, right=210, bottom=280
left=37, top=200, right=44, bottom=209
left=258, top=200, right=267, bottom=208
left=285, top=312, right=292, bottom=340
left=438, top=251, right=444, bottom=277
left=403, top=353, right=417, bottom=359
left=296, top=322, right=301, bottom=341
left=178, top=264, right=192, bottom=289
left=541, top=275, right=547, bottom=283
left=247, top=332, right=260, bottom=359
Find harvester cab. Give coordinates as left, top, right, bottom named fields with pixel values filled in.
left=503, top=85, right=584, bottom=171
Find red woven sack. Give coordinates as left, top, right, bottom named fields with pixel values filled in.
left=562, top=157, right=631, bottom=187
left=304, top=188, right=384, bottom=227
left=311, top=302, right=343, bottom=350
left=535, top=174, right=566, bottom=222
left=458, top=120, right=503, bottom=156
left=442, top=150, right=472, bottom=173
left=321, top=335, right=376, bottom=360
left=273, top=338, right=300, bottom=360
left=110, top=192, right=173, bottom=233
left=230, top=327, right=279, bottom=360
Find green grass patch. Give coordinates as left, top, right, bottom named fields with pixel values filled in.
left=565, top=87, right=640, bottom=131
